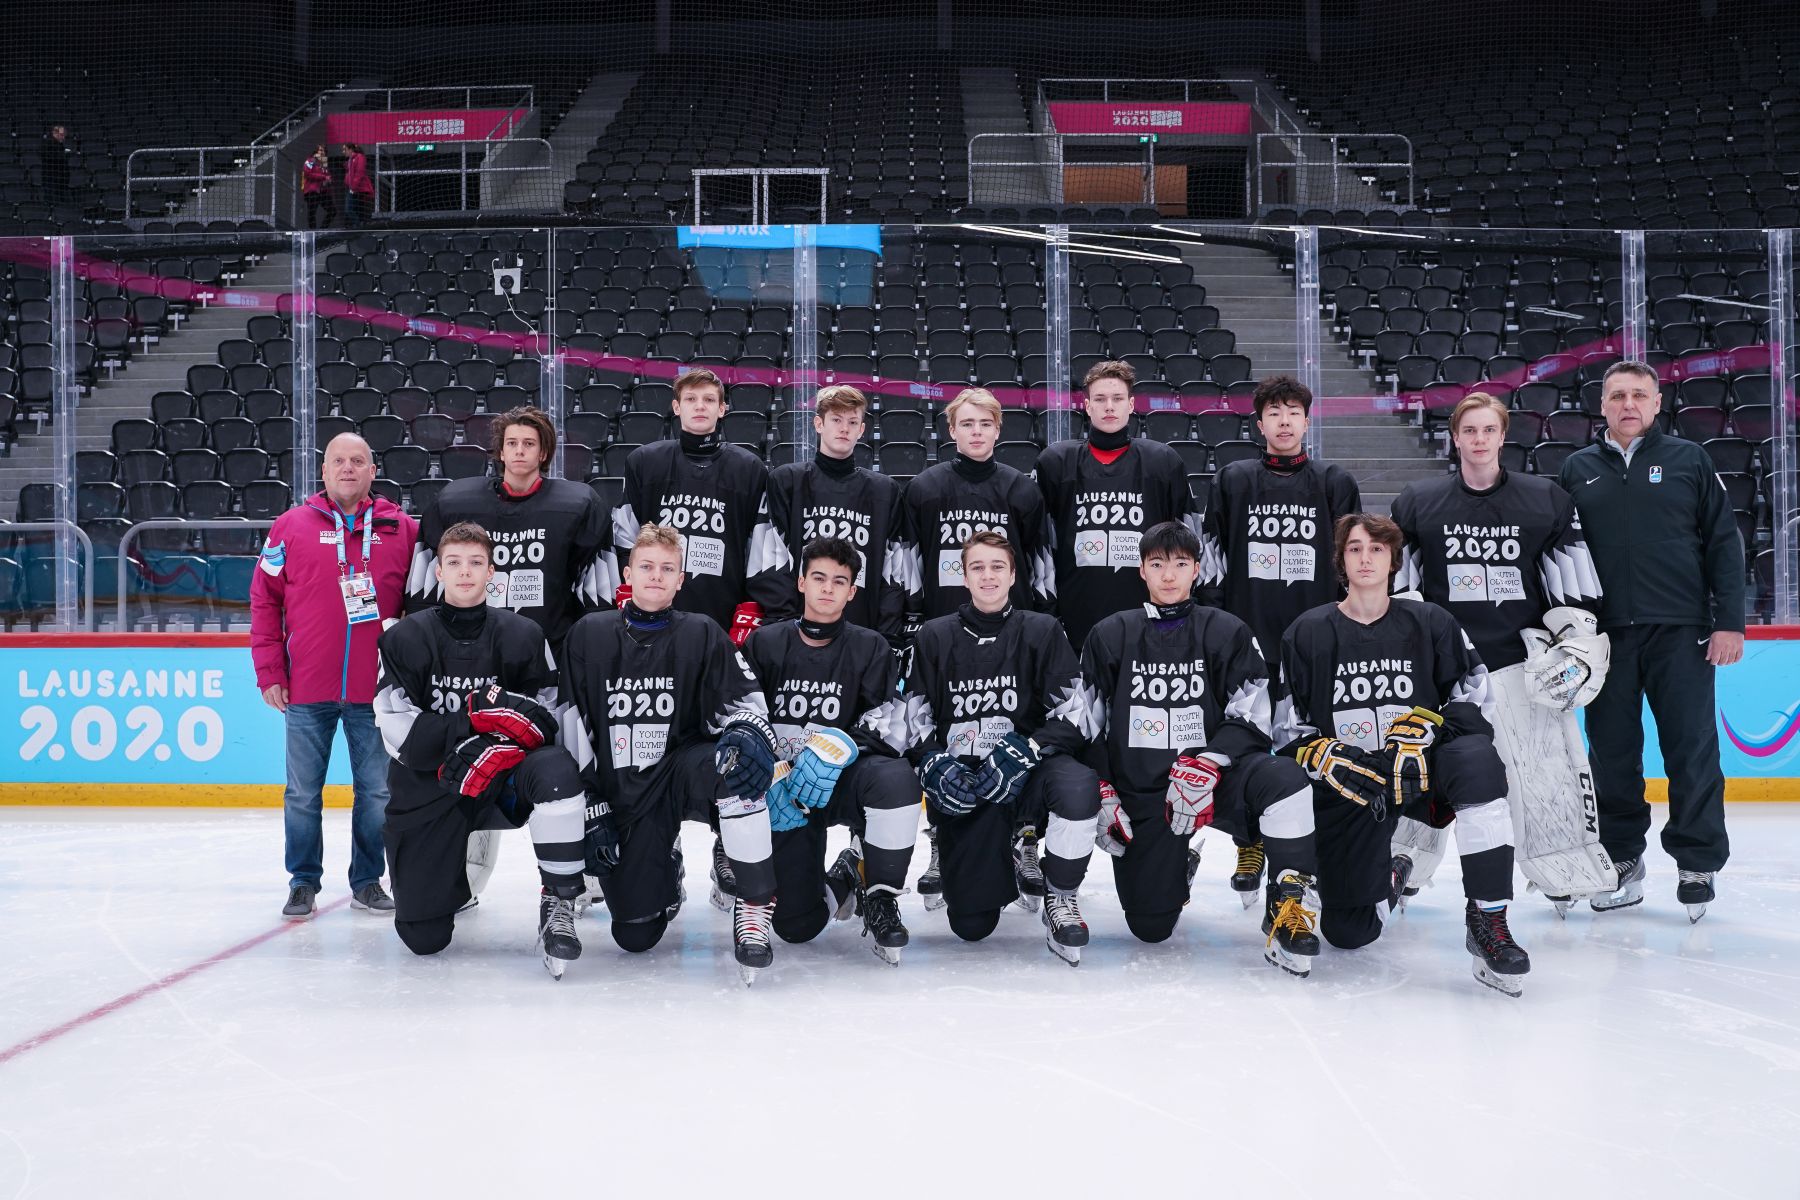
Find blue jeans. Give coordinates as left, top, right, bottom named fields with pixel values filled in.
left=284, top=702, right=389, bottom=891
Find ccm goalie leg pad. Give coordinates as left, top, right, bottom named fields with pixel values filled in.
left=1487, top=663, right=1618, bottom=900
left=1391, top=816, right=1450, bottom=899
left=466, top=828, right=503, bottom=898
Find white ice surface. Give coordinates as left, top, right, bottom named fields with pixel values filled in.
left=2, top=807, right=1798, bottom=1200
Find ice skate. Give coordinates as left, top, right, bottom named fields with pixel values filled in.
left=732, top=895, right=775, bottom=984
left=1012, top=826, right=1045, bottom=913
left=918, top=825, right=945, bottom=912
left=1677, top=870, right=1715, bottom=923
left=1182, top=843, right=1202, bottom=906
left=1230, top=841, right=1265, bottom=910
left=1589, top=856, right=1644, bottom=913
left=825, top=845, right=863, bottom=923
left=861, top=884, right=910, bottom=966
left=1261, top=870, right=1320, bottom=977
left=537, top=890, right=582, bottom=981
left=1041, top=889, right=1088, bottom=966
left=709, top=835, right=737, bottom=913
left=1535, top=883, right=1576, bottom=919
left=666, top=835, right=687, bottom=921
left=1388, top=853, right=1413, bottom=913
left=1465, top=901, right=1530, bottom=997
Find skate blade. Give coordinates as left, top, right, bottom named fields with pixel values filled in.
left=1237, top=890, right=1259, bottom=911
left=1472, top=959, right=1523, bottom=997
left=1589, top=887, right=1644, bottom=913
left=922, top=892, right=947, bottom=912
left=872, top=944, right=902, bottom=966
left=1263, top=945, right=1313, bottom=977
left=1012, top=894, right=1041, bottom=914
left=709, top=883, right=734, bottom=913
left=1552, top=899, right=1573, bottom=920
left=1685, top=903, right=1709, bottom=924
left=455, top=896, right=479, bottom=914
left=544, top=954, right=566, bottom=980
left=1045, top=936, right=1081, bottom=967
left=738, top=964, right=761, bottom=987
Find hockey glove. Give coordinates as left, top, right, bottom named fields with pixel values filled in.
left=583, top=797, right=621, bottom=878
left=1165, top=754, right=1222, bottom=837
left=729, top=601, right=764, bottom=648
left=920, top=751, right=1005, bottom=817
left=716, top=710, right=780, bottom=798
left=763, top=761, right=810, bottom=832
left=1096, top=781, right=1134, bottom=857
left=439, top=733, right=526, bottom=802
left=465, top=684, right=555, bottom=750
left=1294, top=737, right=1392, bottom=821
left=987, top=731, right=1042, bottom=802
left=1382, top=706, right=1442, bottom=812
left=613, top=582, right=632, bottom=610
left=1522, top=607, right=1611, bottom=711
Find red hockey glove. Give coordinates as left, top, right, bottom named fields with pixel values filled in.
left=465, top=684, right=555, bottom=750
left=439, top=733, right=526, bottom=802
left=614, top=582, right=632, bottom=609
left=1166, top=754, right=1222, bottom=836
left=1096, top=781, right=1133, bottom=857
left=729, top=601, right=764, bottom=648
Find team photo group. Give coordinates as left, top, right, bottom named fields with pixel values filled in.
left=251, top=358, right=1745, bottom=995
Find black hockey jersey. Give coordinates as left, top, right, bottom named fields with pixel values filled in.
left=900, top=455, right=1052, bottom=620
left=558, top=608, right=768, bottom=822
left=1035, top=438, right=1200, bottom=648
left=766, top=459, right=912, bottom=642
left=616, top=440, right=793, bottom=631
left=406, top=475, right=616, bottom=651
left=1079, top=604, right=1274, bottom=800
left=1391, top=470, right=1604, bottom=670
left=373, top=605, right=559, bottom=828
left=1273, top=599, right=1494, bottom=757
left=902, top=605, right=1099, bottom=765
left=741, top=619, right=910, bottom=759
left=1199, top=458, right=1361, bottom=665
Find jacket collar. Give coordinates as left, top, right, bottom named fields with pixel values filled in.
left=305, top=491, right=399, bottom=526
left=1599, top=423, right=1661, bottom=460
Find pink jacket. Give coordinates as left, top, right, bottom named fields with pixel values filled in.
left=251, top=492, right=417, bottom=704
left=301, top=155, right=331, bottom=195
left=344, top=152, right=373, bottom=197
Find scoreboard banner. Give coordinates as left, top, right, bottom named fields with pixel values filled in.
left=1, top=632, right=1796, bottom=803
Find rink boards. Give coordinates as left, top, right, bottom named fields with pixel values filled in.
left=2, top=630, right=1798, bottom=804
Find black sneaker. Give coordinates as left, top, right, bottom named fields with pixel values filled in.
left=351, top=882, right=394, bottom=913
left=282, top=885, right=317, bottom=920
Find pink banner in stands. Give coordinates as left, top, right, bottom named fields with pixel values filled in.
left=322, top=109, right=529, bottom=144
left=1047, top=102, right=1252, bottom=135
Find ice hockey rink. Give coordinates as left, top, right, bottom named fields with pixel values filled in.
left=2, top=806, right=1796, bottom=1200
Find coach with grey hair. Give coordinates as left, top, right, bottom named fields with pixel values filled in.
left=251, top=434, right=417, bottom=920
left=1558, top=361, right=1743, bottom=920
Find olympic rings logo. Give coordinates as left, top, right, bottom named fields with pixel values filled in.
left=1450, top=574, right=1484, bottom=588
left=942, top=560, right=964, bottom=577
left=614, top=734, right=630, bottom=753
left=1339, top=720, right=1375, bottom=738
left=950, top=728, right=979, bottom=752
left=1078, top=538, right=1107, bottom=556
left=1132, top=717, right=1167, bottom=734
left=1249, top=551, right=1279, bottom=568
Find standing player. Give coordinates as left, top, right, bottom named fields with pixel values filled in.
left=1275, top=514, right=1531, bottom=996
left=374, top=523, right=589, bottom=978
left=406, top=404, right=616, bottom=904
left=1391, top=393, right=1613, bottom=914
left=1035, top=360, right=1199, bottom=649
left=901, top=386, right=1053, bottom=910
left=1081, top=522, right=1322, bottom=975
left=1199, top=374, right=1361, bottom=907
left=614, top=367, right=792, bottom=646
left=904, top=531, right=1102, bottom=965
left=741, top=536, right=919, bottom=964
left=766, top=385, right=912, bottom=647
left=559, top=524, right=784, bottom=983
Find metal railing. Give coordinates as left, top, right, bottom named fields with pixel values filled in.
left=251, top=84, right=538, bottom=148
left=1038, top=77, right=1303, bottom=138
left=371, top=137, right=556, bottom=214
left=692, top=168, right=830, bottom=225
left=1, top=521, right=95, bottom=632
left=1254, top=132, right=1414, bottom=212
left=116, top=520, right=274, bottom=631
left=967, top=132, right=1157, bottom=208
left=125, top=145, right=282, bottom=221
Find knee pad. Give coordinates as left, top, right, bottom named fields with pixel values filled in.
left=395, top=915, right=454, bottom=956
left=774, top=904, right=829, bottom=945
left=611, top=914, right=669, bottom=954
left=1321, top=904, right=1383, bottom=951
left=948, top=907, right=1001, bottom=942
left=1124, top=909, right=1180, bottom=944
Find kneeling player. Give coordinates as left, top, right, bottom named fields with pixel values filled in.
left=741, top=536, right=920, bottom=964
left=904, top=531, right=1101, bottom=965
left=1081, top=522, right=1322, bottom=976
left=374, top=522, right=589, bottom=978
left=561, top=524, right=783, bottom=984
left=1275, top=515, right=1532, bottom=996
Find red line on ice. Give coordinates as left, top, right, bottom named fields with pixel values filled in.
left=0, top=895, right=353, bottom=1066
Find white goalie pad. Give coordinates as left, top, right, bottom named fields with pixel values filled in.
left=1520, top=607, right=1611, bottom=710
left=1392, top=815, right=1450, bottom=890
left=1487, top=662, right=1618, bottom=898
left=466, top=828, right=503, bottom=897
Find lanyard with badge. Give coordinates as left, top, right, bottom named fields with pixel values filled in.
left=335, top=505, right=380, bottom=625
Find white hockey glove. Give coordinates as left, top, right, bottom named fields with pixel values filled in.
left=1521, top=606, right=1611, bottom=711
left=1096, top=781, right=1133, bottom=856
left=1165, top=754, right=1222, bottom=836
